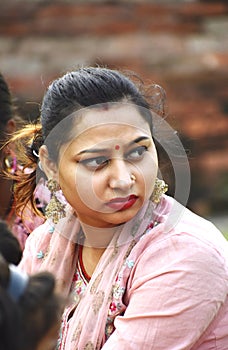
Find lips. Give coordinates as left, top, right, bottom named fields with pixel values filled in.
left=106, top=195, right=138, bottom=211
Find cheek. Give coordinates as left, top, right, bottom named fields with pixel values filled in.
left=58, top=162, right=101, bottom=211
left=91, top=174, right=107, bottom=197
left=72, top=168, right=104, bottom=210
left=138, top=148, right=157, bottom=169
left=136, top=152, right=158, bottom=195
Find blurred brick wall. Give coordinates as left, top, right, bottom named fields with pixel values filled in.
left=0, top=0, right=228, bottom=215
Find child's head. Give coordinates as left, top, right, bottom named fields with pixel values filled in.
left=0, top=72, right=14, bottom=142
left=0, top=72, right=23, bottom=160
left=0, top=255, right=64, bottom=350
left=0, top=220, right=22, bottom=265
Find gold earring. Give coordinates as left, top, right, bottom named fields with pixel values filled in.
left=151, top=178, right=168, bottom=204
left=45, top=179, right=66, bottom=224
left=131, top=174, right=136, bottom=182
left=3, top=154, right=17, bottom=174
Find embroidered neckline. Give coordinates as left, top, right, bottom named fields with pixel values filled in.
left=77, top=218, right=159, bottom=284
left=78, top=245, right=91, bottom=282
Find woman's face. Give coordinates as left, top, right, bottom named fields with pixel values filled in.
left=57, top=104, right=158, bottom=228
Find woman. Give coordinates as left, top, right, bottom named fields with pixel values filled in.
left=12, top=67, right=228, bottom=349
left=0, top=254, right=64, bottom=350
left=0, top=72, right=49, bottom=249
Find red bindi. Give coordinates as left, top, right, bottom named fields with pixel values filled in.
left=115, top=145, right=120, bottom=150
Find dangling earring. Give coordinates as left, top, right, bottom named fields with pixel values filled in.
left=3, top=154, right=17, bottom=174
left=45, top=179, right=66, bottom=224
left=151, top=178, right=168, bottom=204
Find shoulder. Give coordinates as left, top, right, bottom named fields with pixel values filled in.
left=20, top=221, right=53, bottom=265
left=19, top=220, right=54, bottom=273
left=128, top=196, right=228, bottom=286
left=155, top=195, right=228, bottom=254
left=25, top=220, right=53, bottom=245
left=127, top=228, right=228, bottom=310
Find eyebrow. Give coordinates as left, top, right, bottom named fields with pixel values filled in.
left=77, top=136, right=150, bottom=155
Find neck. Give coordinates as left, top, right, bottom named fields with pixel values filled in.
left=80, top=222, right=123, bottom=249
left=79, top=224, right=123, bottom=278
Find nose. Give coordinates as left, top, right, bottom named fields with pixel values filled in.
left=109, top=159, right=133, bottom=191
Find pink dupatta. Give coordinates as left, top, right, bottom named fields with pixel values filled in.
left=24, top=199, right=166, bottom=349
left=20, top=196, right=228, bottom=350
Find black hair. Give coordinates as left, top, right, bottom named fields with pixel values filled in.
left=0, top=73, right=14, bottom=125
left=18, top=272, right=64, bottom=350
left=0, top=255, right=19, bottom=350
left=0, top=220, right=22, bottom=265
left=0, top=72, right=14, bottom=149
left=0, top=255, right=64, bottom=350
left=0, top=72, right=24, bottom=152
left=40, top=67, right=155, bottom=162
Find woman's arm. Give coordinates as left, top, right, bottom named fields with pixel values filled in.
left=103, top=233, right=228, bottom=349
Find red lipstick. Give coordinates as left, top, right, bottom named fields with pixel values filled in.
left=106, top=195, right=138, bottom=211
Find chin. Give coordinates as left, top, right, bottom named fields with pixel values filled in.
left=108, top=207, right=141, bottom=226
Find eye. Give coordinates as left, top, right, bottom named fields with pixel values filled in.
left=78, top=156, right=109, bottom=170
left=125, top=146, right=148, bottom=161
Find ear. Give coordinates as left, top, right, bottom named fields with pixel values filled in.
left=39, top=145, right=58, bottom=181
left=6, top=119, right=16, bottom=134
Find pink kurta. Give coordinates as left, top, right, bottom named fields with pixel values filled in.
left=19, top=195, right=228, bottom=349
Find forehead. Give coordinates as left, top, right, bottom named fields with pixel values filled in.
left=48, top=103, right=153, bottom=161
left=72, top=103, right=151, bottom=139
left=57, top=103, right=152, bottom=157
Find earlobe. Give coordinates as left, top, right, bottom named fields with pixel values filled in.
left=39, top=145, right=58, bottom=180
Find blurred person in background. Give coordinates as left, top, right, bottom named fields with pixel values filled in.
left=0, top=219, right=22, bottom=265
left=0, top=72, right=49, bottom=249
left=0, top=254, right=64, bottom=350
